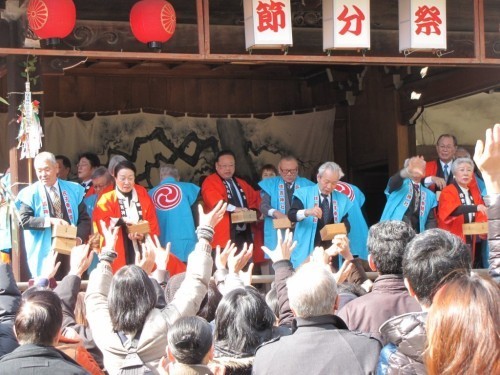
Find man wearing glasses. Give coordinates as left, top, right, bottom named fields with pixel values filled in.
left=259, top=156, right=314, bottom=252
left=201, top=150, right=260, bottom=251
left=424, top=134, right=458, bottom=191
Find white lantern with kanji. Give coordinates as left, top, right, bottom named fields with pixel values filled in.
left=323, top=0, right=371, bottom=50
left=399, top=0, right=447, bottom=51
left=244, top=0, right=293, bottom=50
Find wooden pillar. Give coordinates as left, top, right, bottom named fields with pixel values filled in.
left=7, top=54, right=32, bottom=281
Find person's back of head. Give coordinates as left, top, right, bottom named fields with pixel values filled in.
left=214, top=287, right=275, bottom=356
left=286, top=263, right=337, bottom=318
left=368, top=221, right=415, bottom=275
left=159, top=163, right=180, bottom=181
left=425, top=272, right=500, bottom=375
left=167, top=316, right=213, bottom=365
left=403, top=229, right=471, bottom=307
left=15, top=289, right=62, bottom=346
left=108, top=265, right=157, bottom=334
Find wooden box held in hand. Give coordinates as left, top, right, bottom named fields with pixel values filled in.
left=52, top=224, right=77, bottom=239
left=52, top=237, right=77, bottom=255
left=462, top=222, right=488, bottom=235
left=127, top=221, right=150, bottom=234
left=231, top=210, right=257, bottom=224
left=273, top=217, right=292, bottom=229
left=320, top=223, right=347, bottom=241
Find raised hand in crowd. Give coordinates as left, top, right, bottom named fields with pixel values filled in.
left=198, top=199, right=227, bottom=229
left=43, top=249, right=61, bottom=280
left=227, top=242, right=253, bottom=274
left=239, top=262, right=254, bottom=286
left=68, top=244, right=95, bottom=278
left=215, top=240, right=237, bottom=270
left=261, top=228, right=297, bottom=263
left=326, top=234, right=354, bottom=261
left=474, top=123, right=500, bottom=194
left=137, top=240, right=156, bottom=275
left=145, top=234, right=170, bottom=271
left=99, top=219, right=119, bottom=252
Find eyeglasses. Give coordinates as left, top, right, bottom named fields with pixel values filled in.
left=218, top=164, right=235, bottom=169
left=280, top=168, right=298, bottom=175
left=438, top=145, right=455, bottom=150
left=77, top=163, right=91, bottom=168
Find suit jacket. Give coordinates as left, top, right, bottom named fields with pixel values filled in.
left=425, top=159, right=454, bottom=192
left=0, top=344, right=88, bottom=375
left=253, top=315, right=381, bottom=375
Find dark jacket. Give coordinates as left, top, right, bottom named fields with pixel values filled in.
left=0, top=263, right=21, bottom=357
left=337, top=274, right=421, bottom=344
left=253, top=315, right=381, bottom=375
left=0, top=343, right=89, bottom=374
left=54, top=274, right=104, bottom=368
left=485, top=194, right=500, bottom=282
left=377, top=312, right=427, bottom=375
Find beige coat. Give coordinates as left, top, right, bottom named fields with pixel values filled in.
left=86, top=241, right=213, bottom=375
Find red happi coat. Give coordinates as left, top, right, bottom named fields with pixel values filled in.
left=93, top=184, right=185, bottom=275
left=201, top=173, right=260, bottom=249
left=437, top=183, right=487, bottom=242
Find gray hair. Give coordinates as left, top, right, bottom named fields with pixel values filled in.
left=451, top=157, right=474, bottom=174
left=286, top=263, right=337, bottom=318
left=455, top=147, right=471, bottom=159
left=108, top=155, right=127, bottom=177
left=34, top=151, right=57, bottom=166
left=91, top=166, right=113, bottom=183
left=160, top=163, right=180, bottom=180
left=317, top=161, right=344, bottom=179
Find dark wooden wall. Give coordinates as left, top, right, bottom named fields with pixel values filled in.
left=42, top=74, right=311, bottom=114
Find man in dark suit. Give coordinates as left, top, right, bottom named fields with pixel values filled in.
left=424, top=134, right=457, bottom=191
left=16, top=152, right=91, bottom=279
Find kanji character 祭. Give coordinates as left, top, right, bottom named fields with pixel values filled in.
left=414, top=5, right=442, bottom=35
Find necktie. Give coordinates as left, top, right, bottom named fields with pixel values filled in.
left=50, top=186, right=63, bottom=219
left=321, top=194, right=331, bottom=224
left=229, top=180, right=242, bottom=207
left=286, top=183, right=294, bottom=203
left=413, top=184, right=420, bottom=212
left=443, top=164, right=449, bottom=182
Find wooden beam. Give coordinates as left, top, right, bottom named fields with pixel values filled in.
left=1, top=47, right=499, bottom=67
left=399, top=67, right=500, bottom=110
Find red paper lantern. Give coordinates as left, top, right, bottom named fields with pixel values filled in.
left=27, top=0, right=76, bottom=45
left=130, top=0, right=176, bottom=50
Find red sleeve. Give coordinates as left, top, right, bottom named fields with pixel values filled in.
left=201, top=174, right=227, bottom=212
left=438, top=185, right=461, bottom=224
left=425, top=160, right=438, bottom=178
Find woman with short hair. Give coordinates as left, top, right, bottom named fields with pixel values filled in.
left=437, top=157, right=487, bottom=265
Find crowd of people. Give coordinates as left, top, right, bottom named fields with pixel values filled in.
left=0, top=126, right=499, bottom=374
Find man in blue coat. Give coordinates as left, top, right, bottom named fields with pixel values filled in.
left=381, top=156, right=437, bottom=233
left=15, top=152, right=91, bottom=278
left=259, top=156, right=314, bottom=252
left=288, top=161, right=352, bottom=268
left=149, top=164, right=200, bottom=262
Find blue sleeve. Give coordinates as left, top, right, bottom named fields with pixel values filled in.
left=377, top=343, right=397, bottom=375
